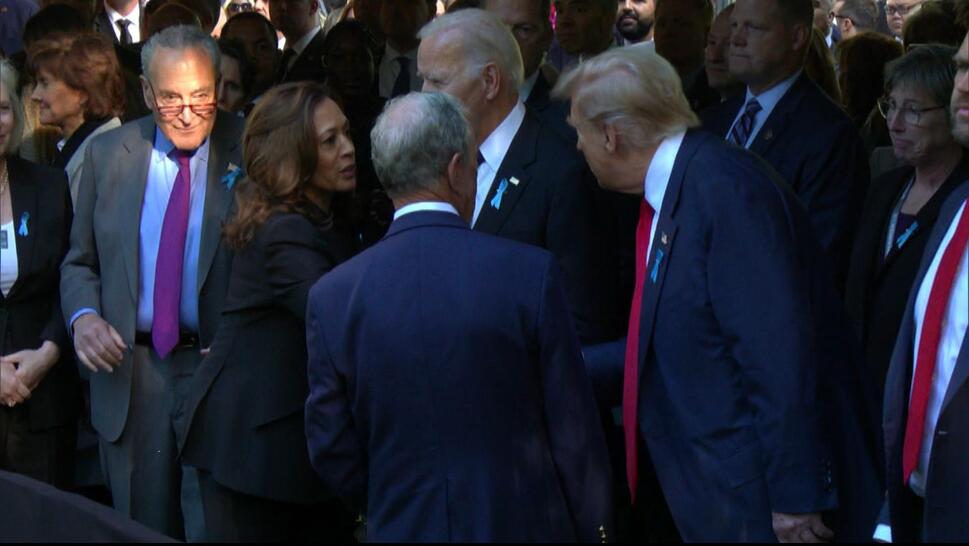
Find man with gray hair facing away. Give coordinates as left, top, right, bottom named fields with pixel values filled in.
left=559, top=45, right=880, bottom=541
left=417, top=8, right=624, bottom=344
left=60, top=25, right=243, bottom=539
left=304, top=91, right=614, bottom=542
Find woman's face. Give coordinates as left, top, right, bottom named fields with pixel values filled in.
left=0, top=83, right=14, bottom=156
left=886, top=83, right=954, bottom=166
left=324, top=33, right=375, bottom=100
left=217, top=56, right=247, bottom=113
left=311, top=98, right=356, bottom=196
left=30, top=68, right=87, bottom=134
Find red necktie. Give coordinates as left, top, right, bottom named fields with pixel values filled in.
left=902, top=199, right=969, bottom=484
left=623, top=199, right=655, bottom=504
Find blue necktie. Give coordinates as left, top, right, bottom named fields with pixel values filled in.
left=728, top=98, right=762, bottom=147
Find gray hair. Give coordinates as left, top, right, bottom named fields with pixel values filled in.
left=839, top=0, right=879, bottom=30
left=141, top=25, right=221, bottom=82
left=553, top=43, right=699, bottom=149
left=418, top=8, right=525, bottom=91
left=0, top=59, right=25, bottom=155
left=885, top=44, right=957, bottom=110
left=371, top=92, right=474, bottom=199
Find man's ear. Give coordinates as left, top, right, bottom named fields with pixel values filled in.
left=445, top=151, right=464, bottom=192
left=602, top=122, right=619, bottom=155
left=791, top=22, right=811, bottom=53
left=139, top=74, right=155, bottom=113
left=481, top=62, right=501, bottom=101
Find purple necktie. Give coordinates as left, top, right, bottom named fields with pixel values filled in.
left=152, top=148, right=194, bottom=358
left=728, top=98, right=762, bottom=147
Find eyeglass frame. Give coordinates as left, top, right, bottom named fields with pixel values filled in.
left=877, top=96, right=946, bottom=126
left=145, top=80, right=218, bottom=121
left=828, top=11, right=853, bottom=24
left=226, top=1, right=254, bottom=14
left=885, top=2, right=921, bottom=17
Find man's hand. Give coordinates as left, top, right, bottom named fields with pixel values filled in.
left=772, top=512, right=834, bottom=543
left=0, top=361, right=31, bottom=407
left=4, top=341, right=60, bottom=391
left=73, top=314, right=127, bottom=373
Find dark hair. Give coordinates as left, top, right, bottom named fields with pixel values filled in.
left=22, top=5, right=91, bottom=49
left=655, top=0, right=713, bottom=27
left=885, top=43, right=958, bottom=111
left=27, top=32, right=125, bottom=120
left=838, top=31, right=904, bottom=122
left=221, top=11, right=278, bottom=42
left=776, top=0, right=814, bottom=28
left=903, top=0, right=968, bottom=47
left=838, top=0, right=879, bottom=30
left=218, top=38, right=256, bottom=100
left=224, top=82, right=348, bottom=248
left=805, top=26, right=841, bottom=103
left=147, top=3, right=203, bottom=37
left=322, top=18, right=371, bottom=51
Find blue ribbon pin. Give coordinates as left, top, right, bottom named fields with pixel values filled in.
left=650, top=248, right=665, bottom=283
left=490, top=179, right=509, bottom=210
left=221, top=166, right=242, bottom=190
left=17, top=212, right=29, bottom=237
left=895, top=221, right=919, bottom=250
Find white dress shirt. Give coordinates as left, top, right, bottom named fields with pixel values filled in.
left=727, top=70, right=802, bottom=148
left=472, top=101, right=526, bottom=226
left=378, top=43, right=421, bottom=99
left=104, top=0, right=141, bottom=43
left=0, top=221, right=18, bottom=297
left=394, top=201, right=460, bottom=220
left=641, top=130, right=686, bottom=259
left=519, top=71, right=540, bottom=103
left=908, top=200, right=969, bottom=497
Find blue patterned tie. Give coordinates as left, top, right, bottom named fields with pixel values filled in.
left=728, top=98, right=762, bottom=147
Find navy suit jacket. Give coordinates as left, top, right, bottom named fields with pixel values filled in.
left=701, top=73, right=869, bottom=286
left=883, top=181, right=969, bottom=542
left=591, top=130, right=881, bottom=541
left=474, top=111, right=624, bottom=344
left=304, top=211, right=614, bottom=542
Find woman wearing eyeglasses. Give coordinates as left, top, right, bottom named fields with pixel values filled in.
left=846, top=44, right=968, bottom=407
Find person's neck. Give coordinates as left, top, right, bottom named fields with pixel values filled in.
left=394, top=188, right=468, bottom=221
left=307, top=187, right=332, bottom=212
left=747, top=64, right=800, bottom=96
left=914, top=143, right=963, bottom=190
left=61, top=116, right=86, bottom=142
left=630, top=144, right=658, bottom=196
left=106, top=0, right=138, bottom=17
left=388, top=37, right=419, bottom=54
left=475, top=95, right=518, bottom=148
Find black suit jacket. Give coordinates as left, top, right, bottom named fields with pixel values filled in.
left=178, top=213, right=357, bottom=503
left=846, top=155, right=969, bottom=404
left=524, top=68, right=574, bottom=142
left=701, top=73, right=870, bottom=286
left=278, top=30, right=327, bottom=85
left=473, top=111, right=623, bottom=344
left=2, top=157, right=79, bottom=431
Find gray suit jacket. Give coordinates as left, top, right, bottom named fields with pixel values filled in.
left=883, top=180, right=969, bottom=541
left=60, top=112, right=243, bottom=442
left=65, top=117, right=121, bottom=208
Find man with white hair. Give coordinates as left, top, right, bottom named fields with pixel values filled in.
left=417, top=8, right=624, bottom=344
left=556, top=45, right=880, bottom=541
left=304, top=91, right=614, bottom=542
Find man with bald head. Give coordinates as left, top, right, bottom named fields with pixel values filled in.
left=418, top=8, right=624, bottom=343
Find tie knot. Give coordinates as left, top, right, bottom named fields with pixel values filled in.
left=118, top=18, right=131, bottom=28
left=168, top=147, right=196, bottom=165
left=744, top=98, right=762, bottom=114
left=640, top=198, right=654, bottom=218
left=396, top=56, right=410, bottom=68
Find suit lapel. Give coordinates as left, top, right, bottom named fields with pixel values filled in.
left=6, top=159, right=37, bottom=299
left=938, top=182, right=969, bottom=411
left=196, top=112, right=238, bottom=293
left=636, top=131, right=699, bottom=372
left=120, top=118, right=155, bottom=303
left=749, top=75, right=808, bottom=160
left=473, top=112, right=538, bottom=234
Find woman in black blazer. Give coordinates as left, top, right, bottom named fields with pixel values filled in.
left=177, top=82, right=359, bottom=541
left=846, top=46, right=966, bottom=403
left=0, top=60, right=80, bottom=489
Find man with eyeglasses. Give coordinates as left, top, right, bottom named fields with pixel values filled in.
left=60, top=25, right=243, bottom=541
left=885, top=0, right=926, bottom=39
left=831, top=0, right=879, bottom=39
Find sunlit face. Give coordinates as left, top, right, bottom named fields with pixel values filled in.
left=217, top=55, right=247, bottom=113
left=950, top=36, right=969, bottom=146
left=616, top=0, right=654, bottom=42
left=553, top=0, right=615, bottom=56
left=484, top=0, right=552, bottom=78
left=253, top=0, right=270, bottom=19
left=419, top=32, right=486, bottom=138
left=886, top=84, right=952, bottom=165
left=0, top=83, right=14, bottom=156
left=311, top=98, right=356, bottom=196
left=142, top=47, right=219, bottom=151
left=30, top=68, right=87, bottom=135
left=705, top=9, right=735, bottom=91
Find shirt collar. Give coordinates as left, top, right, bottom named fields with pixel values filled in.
left=384, top=42, right=418, bottom=62
left=394, top=201, right=460, bottom=220
left=289, top=26, right=321, bottom=54
left=744, top=69, right=801, bottom=117
left=519, top=71, right=540, bottom=103
left=153, top=126, right=210, bottom=163
left=642, top=130, right=686, bottom=213
left=479, top=101, right=527, bottom=172
left=105, top=0, right=139, bottom=24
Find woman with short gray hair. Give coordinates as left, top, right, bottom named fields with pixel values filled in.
left=846, top=44, right=968, bottom=401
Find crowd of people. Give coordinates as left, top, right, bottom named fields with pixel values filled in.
left=0, top=0, right=967, bottom=542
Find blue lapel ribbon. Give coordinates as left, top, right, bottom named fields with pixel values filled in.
left=895, top=221, right=918, bottom=250
left=490, top=179, right=509, bottom=210
left=650, top=248, right=665, bottom=283
left=17, top=212, right=29, bottom=237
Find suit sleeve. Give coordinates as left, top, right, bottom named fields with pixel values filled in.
left=304, top=283, right=367, bottom=512
left=60, top=141, right=103, bottom=331
left=705, top=168, right=836, bottom=514
left=41, top=172, right=73, bottom=351
left=262, top=215, right=337, bottom=321
left=536, top=257, right=614, bottom=542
